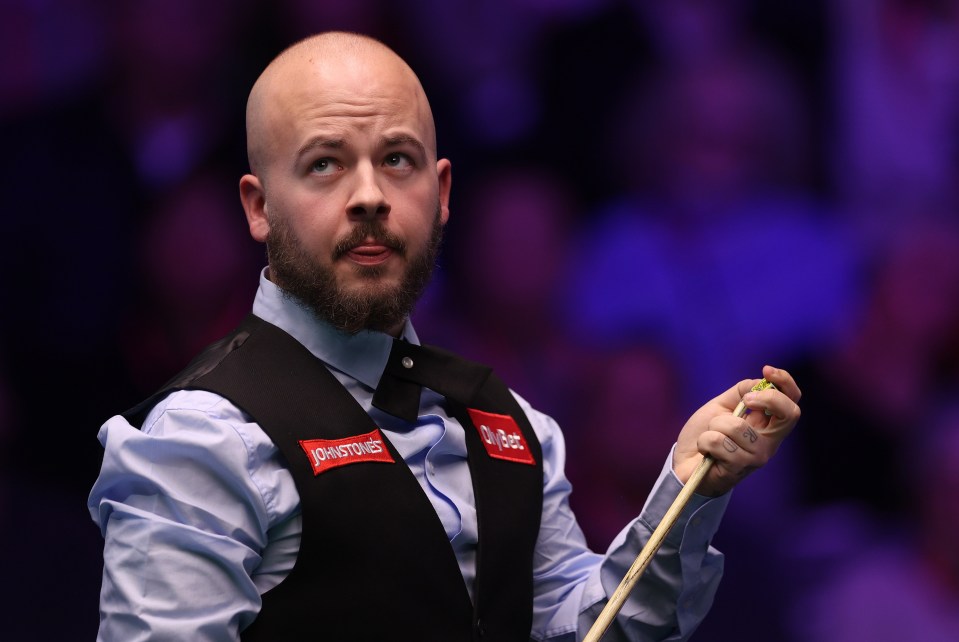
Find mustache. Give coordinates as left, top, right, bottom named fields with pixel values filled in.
left=332, top=221, right=407, bottom=259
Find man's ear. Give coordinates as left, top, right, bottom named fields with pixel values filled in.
left=239, top=174, right=269, bottom=242
left=437, top=158, right=452, bottom=225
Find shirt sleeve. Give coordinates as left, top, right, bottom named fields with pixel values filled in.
left=517, top=393, right=731, bottom=642
left=87, top=390, right=299, bottom=642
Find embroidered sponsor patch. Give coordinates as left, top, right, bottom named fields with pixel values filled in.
left=467, top=408, right=536, bottom=466
left=299, top=429, right=395, bottom=476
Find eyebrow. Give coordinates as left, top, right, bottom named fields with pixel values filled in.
left=383, top=135, right=427, bottom=157
left=295, top=137, right=346, bottom=164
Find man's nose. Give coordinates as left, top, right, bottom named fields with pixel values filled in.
left=346, top=163, right=390, bottom=219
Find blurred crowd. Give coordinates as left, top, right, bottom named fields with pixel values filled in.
left=2, top=1, right=959, bottom=640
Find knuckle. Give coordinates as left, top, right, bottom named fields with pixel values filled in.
left=787, top=405, right=802, bottom=422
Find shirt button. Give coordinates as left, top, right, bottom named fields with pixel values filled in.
left=401, top=356, right=414, bottom=369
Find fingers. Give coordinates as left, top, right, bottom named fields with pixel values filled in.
left=761, top=365, right=802, bottom=404
left=695, top=416, right=771, bottom=494
left=701, top=414, right=770, bottom=462
left=730, top=367, right=800, bottom=407
left=739, top=368, right=801, bottom=439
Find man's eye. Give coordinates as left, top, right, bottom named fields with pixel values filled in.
left=311, top=158, right=337, bottom=174
left=384, top=153, right=413, bottom=169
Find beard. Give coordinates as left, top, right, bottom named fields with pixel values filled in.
left=265, top=206, right=444, bottom=335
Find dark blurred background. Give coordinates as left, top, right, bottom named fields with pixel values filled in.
left=2, top=1, right=959, bottom=640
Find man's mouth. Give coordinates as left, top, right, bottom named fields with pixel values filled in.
left=345, top=243, right=394, bottom=266
left=334, top=222, right=406, bottom=266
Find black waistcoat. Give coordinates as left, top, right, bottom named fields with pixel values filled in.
left=123, top=314, right=544, bottom=641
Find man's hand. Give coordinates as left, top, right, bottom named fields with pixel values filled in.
left=673, top=365, right=801, bottom=496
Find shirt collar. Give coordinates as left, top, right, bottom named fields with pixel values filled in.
left=250, top=268, right=420, bottom=390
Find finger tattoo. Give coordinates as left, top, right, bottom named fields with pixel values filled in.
left=743, top=426, right=758, bottom=444
left=722, top=437, right=739, bottom=453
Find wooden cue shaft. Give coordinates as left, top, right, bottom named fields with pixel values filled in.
left=582, top=386, right=764, bottom=642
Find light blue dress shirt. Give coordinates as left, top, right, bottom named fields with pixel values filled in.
left=89, top=269, right=730, bottom=641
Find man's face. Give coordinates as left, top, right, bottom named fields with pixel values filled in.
left=242, top=47, right=451, bottom=335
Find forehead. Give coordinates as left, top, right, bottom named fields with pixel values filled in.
left=267, top=50, right=435, bottom=151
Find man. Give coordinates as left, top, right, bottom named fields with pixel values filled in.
left=89, top=32, right=801, bottom=641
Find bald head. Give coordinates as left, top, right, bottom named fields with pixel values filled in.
left=245, top=32, right=436, bottom=178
